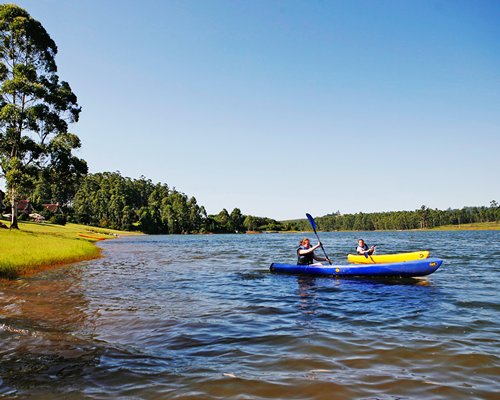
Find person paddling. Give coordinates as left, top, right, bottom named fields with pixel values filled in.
left=297, top=238, right=330, bottom=265
left=356, top=239, right=375, bottom=256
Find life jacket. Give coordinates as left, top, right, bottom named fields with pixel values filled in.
left=356, top=243, right=369, bottom=255
left=297, top=245, right=314, bottom=265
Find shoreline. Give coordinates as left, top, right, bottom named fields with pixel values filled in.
left=4, top=249, right=104, bottom=281
left=0, top=221, right=138, bottom=279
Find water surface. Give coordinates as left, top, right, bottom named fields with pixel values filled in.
left=1, top=231, right=499, bottom=399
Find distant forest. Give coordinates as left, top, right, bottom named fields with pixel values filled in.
left=2, top=171, right=497, bottom=234
left=311, top=203, right=499, bottom=232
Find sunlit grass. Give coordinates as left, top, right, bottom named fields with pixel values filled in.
left=0, top=220, right=137, bottom=279
left=431, top=222, right=500, bottom=231
left=15, top=221, right=138, bottom=238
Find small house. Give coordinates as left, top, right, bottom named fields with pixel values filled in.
left=17, top=199, right=33, bottom=215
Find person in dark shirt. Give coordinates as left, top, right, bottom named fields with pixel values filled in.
left=297, top=238, right=329, bottom=265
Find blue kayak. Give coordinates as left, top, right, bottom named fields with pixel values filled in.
left=270, top=258, right=443, bottom=277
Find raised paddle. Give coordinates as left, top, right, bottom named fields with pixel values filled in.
left=305, top=213, right=332, bottom=265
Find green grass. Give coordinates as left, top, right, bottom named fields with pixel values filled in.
left=431, top=221, right=500, bottom=231
left=0, top=221, right=137, bottom=279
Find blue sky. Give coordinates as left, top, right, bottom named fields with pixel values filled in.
left=11, top=0, right=500, bottom=219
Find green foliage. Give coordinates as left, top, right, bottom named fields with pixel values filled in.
left=315, top=202, right=500, bottom=231
left=17, top=212, right=29, bottom=221
left=72, top=172, right=208, bottom=234
left=35, top=132, right=87, bottom=204
left=242, top=215, right=282, bottom=232
left=212, top=208, right=231, bottom=232
left=230, top=208, right=244, bottom=232
left=70, top=172, right=291, bottom=234
left=49, top=213, right=66, bottom=225
left=0, top=4, right=84, bottom=228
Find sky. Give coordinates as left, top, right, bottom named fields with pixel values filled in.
left=9, top=0, right=500, bottom=220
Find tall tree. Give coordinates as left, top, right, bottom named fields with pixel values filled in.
left=214, top=208, right=231, bottom=232
left=230, top=207, right=244, bottom=232
left=32, top=132, right=87, bottom=206
left=489, top=200, right=499, bottom=223
left=0, top=4, right=81, bottom=228
left=418, top=205, right=430, bottom=229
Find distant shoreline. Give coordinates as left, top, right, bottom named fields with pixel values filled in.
left=263, top=221, right=500, bottom=233
left=427, top=222, right=499, bottom=231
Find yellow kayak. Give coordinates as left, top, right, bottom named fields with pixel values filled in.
left=347, top=251, right=430, bottom=264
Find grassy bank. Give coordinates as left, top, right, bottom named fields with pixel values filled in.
left=430, top=221, right=500, bottom=231
left=0, top=221, right=137, bottom=279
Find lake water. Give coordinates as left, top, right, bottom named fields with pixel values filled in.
left=1, top=231, right=499, bottom=399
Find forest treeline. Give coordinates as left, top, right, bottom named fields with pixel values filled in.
left=2, top=170, right=498, bottom=233
left=311, top=203, right=500, bottom=232
left=67, top=172, right=283, bottom=234
left=68, top=180, right=500, bottom=233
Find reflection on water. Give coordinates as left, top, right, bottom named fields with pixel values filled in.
left=1, top=231, right=499, bottom=399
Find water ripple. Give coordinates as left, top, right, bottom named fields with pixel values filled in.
left=1, top=231, right=499, bottom=398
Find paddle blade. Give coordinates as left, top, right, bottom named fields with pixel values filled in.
left=305, top=213, right=317, bottom=231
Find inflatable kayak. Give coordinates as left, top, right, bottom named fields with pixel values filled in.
left=347, top=250, right=430, bottom=264
left=270, top=258, right=443, bottom=277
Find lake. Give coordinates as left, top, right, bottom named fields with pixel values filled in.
left=1, top=231, right=499, bottom=399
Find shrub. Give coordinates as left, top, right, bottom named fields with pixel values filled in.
left=49, top=214, right=67, bottom=225
left=18, top=213, right=29, bottom=221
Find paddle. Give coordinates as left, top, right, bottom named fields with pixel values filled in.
left=363, top=244, right=376, bottom=262
left=305, top=213, right=332, bottom=265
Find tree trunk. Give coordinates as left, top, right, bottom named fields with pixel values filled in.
left=10, top=189, right=19, bottom=230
